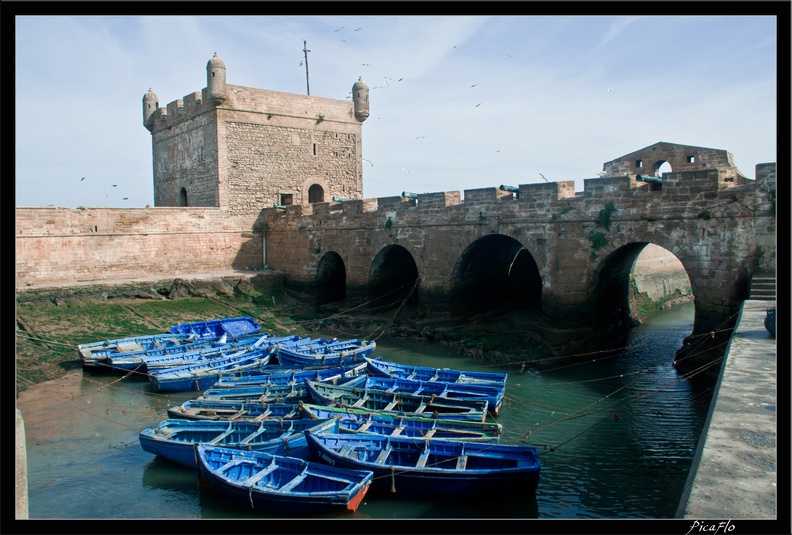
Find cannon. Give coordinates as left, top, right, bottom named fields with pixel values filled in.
left=331, top=196, right=347, bottom=202
left=636, top=174, right=662, bottom=185
left=499, top=185, right=519, bottom=193
left=401, top=191, right=418, bottom=199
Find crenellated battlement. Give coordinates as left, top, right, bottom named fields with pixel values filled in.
left=149, top=90, right=209, bottom=133
left=261, top=164, right=773, bottom=226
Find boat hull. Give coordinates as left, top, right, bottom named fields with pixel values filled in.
left=139, top=418, right=339, bottom=467
left=196, top=445, right=373, bottom=516
left=298, top=403, right=503, bottom=443
left=277, top=339, right=376, bottom=368
left=305, top=432, right=540, bottom=500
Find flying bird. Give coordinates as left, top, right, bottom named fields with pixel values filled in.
left=471, top=84, right=478, bottom=88
left=539, top=173, right=548, bottom=182
left=496, top=53, right=513, bottom=58
left=475, top=103, right=482, bottom=107
left=122, top=197, right=129, bottom=200
left=362, top=63, right=371, bottom=67
left=355, top=28, right=362, bottom=31
left=335, top=27, right=344, bottom=32
left=416, top=136, right=428, bottom=140
left=80, top=177, right=86, bottom=181
left=608, top=87, right=616, bottom=93
left=401, top=167, right=411, bottom=174
left=362, top=158, right=374, bottom=167
left=111, top=184, right=117, bottom=187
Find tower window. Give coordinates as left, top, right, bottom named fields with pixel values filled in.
left=687, top=155, right=695, bottom=163
left=635, top=160, right=643, bottom=168
left=312, top=143, right=317, bottom=156
left=280, top=194, right=293, bottom=206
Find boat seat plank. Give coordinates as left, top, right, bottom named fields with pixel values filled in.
left=244, top=462, right=279, bottom=486
left=253, top=410, right=272, bottom=421
left=415, top=448, right=431, bottom=468
left=456, top=455, right=468, bottom=470
left=356, top=421, right=373, bottom=433
left=278, top=472, right=308, bottom=492
left=351, top=395, right=369, bottom=408
left=374, top=446, right=392, bottom=464
left=217, top=458, right=246, bottom=473
left=339, top=444, right=357, bottom=456
left=208, top=429, right=235, bottom=445
left=383, top=400, right=399, bottom=411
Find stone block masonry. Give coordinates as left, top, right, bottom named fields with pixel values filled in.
left=15, top=207, right=262, bottom=288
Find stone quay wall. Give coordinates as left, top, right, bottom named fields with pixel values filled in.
left=15, top=207, right=261, bottom=289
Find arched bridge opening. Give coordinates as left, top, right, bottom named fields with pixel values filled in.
left=593, top=242, right=693, bottom=332
left=369, top=245, right=420, bottom=313
left=450, top=234, right=542, bottom=318
left=315, top=252, right=346, bottom=308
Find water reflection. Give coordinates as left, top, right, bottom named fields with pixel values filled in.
left=23, top=303, right=704, bottom=519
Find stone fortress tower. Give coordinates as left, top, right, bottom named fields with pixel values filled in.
left=143, top=53, right=369, bottom=214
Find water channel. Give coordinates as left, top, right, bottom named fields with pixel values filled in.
left=20, top=302, right=713, bottom=523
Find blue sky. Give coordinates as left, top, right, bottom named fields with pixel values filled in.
left=15, top=13, right=779, bottom=208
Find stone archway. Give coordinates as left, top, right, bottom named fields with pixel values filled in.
left=316, top=251, right=346, bottom=308
left=308, top=184, right=324, bottom=203
left=369, top=245, right=419, bottom=312
left=450, top=234, right=542, bottom=317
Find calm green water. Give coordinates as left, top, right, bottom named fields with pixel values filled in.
left=22, top=302, right=711, bottom=521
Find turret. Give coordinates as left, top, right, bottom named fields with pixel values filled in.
left=142, top=88, right=159, bottom=131
left=352, top=77, right=369, bottom=123
left=207, top=52, right=227, bottom=105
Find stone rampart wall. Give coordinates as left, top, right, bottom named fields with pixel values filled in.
left=15, top=207, right=261, bottom=288
left=260, top=164, right=776, bottom=333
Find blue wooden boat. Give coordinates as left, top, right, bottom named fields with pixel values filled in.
left=149, top=346, right=274, bottom=393
left=168, top=316, right=262, bottom=338
left=299, top=402, right=503, bottom=443
left=139, top=418, right=340, bottom=467
left=365, top=357, right=508, bottom=386
left=168, top=400, right=303, bottom=421
left=78, top=316, right=261, bottom=370
left=304, top=380, right=490, bottom=422
left=363, top=376, right=505, bottom=416
left=213, top=361, right=368, bottom=389
left=277, top=338, right=376, bottom=368
left=108, top=333, right=278, bottom=373
left=201, top=371, right=368, bottom=403
left=305, top=432, right=540, bottom=499
left=196, top=444, right=373, bottom=516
